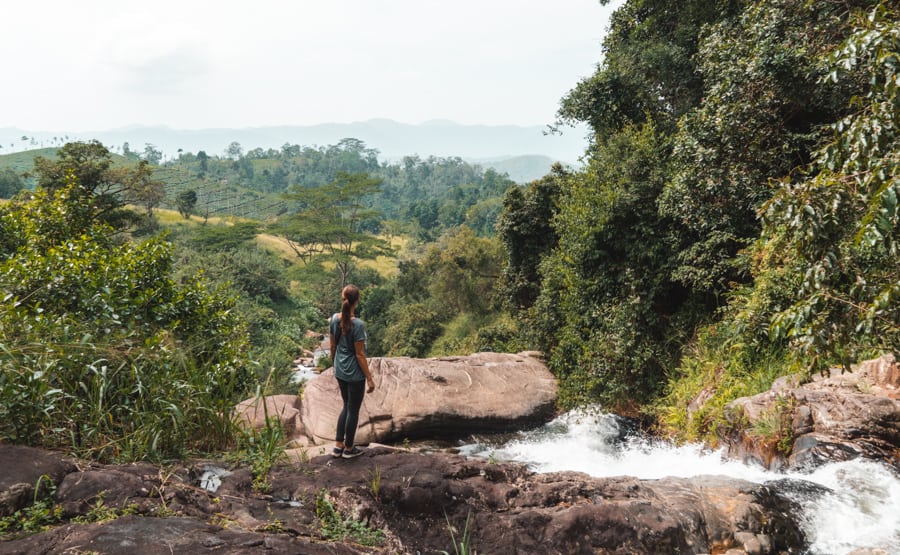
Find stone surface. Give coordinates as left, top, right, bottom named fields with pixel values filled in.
left=723, top=354, right=900, bottom=471
left=0, top=444, right=808, bottom=554
left=300, top=351, right=558, bottom=445
left=0, top=444, right=75, bottom=518
left=0, top=515, right=367, bottom=554
left=234, top=394, right=304, bottom=439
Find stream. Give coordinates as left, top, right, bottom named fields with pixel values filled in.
left=458, top=407, right=900, bottom=554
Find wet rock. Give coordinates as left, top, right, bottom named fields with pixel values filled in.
left=300, top=351, right=558, bottom=444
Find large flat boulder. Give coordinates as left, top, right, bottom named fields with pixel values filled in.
left=300, top=351, right=557, bottom=445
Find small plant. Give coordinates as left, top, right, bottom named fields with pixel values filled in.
left=441, top=509, right=476, bottom=555
left=857, top=378, right=874, bottom=394
left=210, top=513, right=238, bottom=529
left=368, top=465, right=382, bottom=501
left=314, top=489, right=385, bottom=547
left=72, top=493, right=138, bottom=524
left=258, top=507, right=286, bottom=533
left=240, top=416, right=286, bottom=492
left=148, top=466, right=179, bottom=517
left=750, top=395, right=795, bottom=456
left=233, top=381, right=288, bottom=492
left=317, top=354, right=333, bottom=370
left=0, top=475, right=63, bottom=538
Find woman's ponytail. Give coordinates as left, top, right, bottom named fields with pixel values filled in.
left=340, top=284, right=359, bottom=336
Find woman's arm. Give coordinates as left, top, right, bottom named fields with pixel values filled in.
left=354, top=340, right=375, bottom=392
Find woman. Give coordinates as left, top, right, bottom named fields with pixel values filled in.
left=329, top=284, right=375, bottom=459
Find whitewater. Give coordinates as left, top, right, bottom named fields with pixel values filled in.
left=459, top=407, right=900, bottom=554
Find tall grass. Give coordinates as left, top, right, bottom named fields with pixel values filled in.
left=0, top=329, right=248, bottom=462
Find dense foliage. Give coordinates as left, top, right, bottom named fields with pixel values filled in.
left=496, top=0, right=895, bottom=420
left=363, top=225, right=522, bottom=358
left=154, top=138, right=515, bottom=240
left=0, top=176, right=253, bottom=461
left=0, top=168, right=25, bottom=198
left=766, top=3, right=900, bottom=370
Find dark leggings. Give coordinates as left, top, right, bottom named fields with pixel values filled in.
left=335, top=378, right=366, bottom=447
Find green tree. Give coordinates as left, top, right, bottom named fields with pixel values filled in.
left=533, top=122, right=697, bottom=408
left=142, top=143, right=163, bottom=165
left=197, top=150, right=209, bottom=173
left=0, top=168, right=24, bottom=198
left=658, top=0, right=864, bottom=294
left=124, top=160, right=166, bottom=218
left=226, top=141, right=243, bottom=160
left=557, top=0, right=743, bottom=137
left=422, top=226, right=503, bottom=315
left=275, top=171, right=390, bottom=288
left=176, top=189, right=198, bottom=219
left=766, top=2, right=900, bottom=373
left=31, top=141, right=163, bottom=230
left=496, top=164, right=565, bottom=310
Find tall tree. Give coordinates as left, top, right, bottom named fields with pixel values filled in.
left=197, top=150, right=209, bottom=173
left=422, top=226, right=503, bottom=315
left=31, top=141, right=163, bottom=230
left=496, top=164, right=565, bottom=311
left=142, top=143, right=163, bottom=165
left=176, top=189, right=198, bottom=219
left=122, top=160, right=166, bottom=218
left=226, top=141, right=243, bottom=160
left=275, top=171, right=390, bottom=288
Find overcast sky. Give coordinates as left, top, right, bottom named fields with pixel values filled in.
left=2, top=1, right=618, bottom=133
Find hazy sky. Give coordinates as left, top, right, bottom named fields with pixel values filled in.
left=2, top=1, right=618, bottom=132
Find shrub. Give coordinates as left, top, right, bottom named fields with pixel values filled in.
left=0, top=180, right=253, bottom=461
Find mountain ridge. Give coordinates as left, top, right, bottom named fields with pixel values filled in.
left=0, top=119, right=587, bottom=167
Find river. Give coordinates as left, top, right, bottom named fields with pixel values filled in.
left=458, top=407, right=900, bottom=554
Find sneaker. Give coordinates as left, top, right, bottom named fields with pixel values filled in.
left=342, top=446, right=364, bottom=459
left=331, top=447, right=344, bottom=458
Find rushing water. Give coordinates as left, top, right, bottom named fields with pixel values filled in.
left=458, top=407, right=900, bottom=554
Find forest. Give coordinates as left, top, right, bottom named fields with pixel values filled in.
left=1, top=0, right=898, bottom=463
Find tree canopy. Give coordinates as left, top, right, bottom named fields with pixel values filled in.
left=274, top=171, right=391, bottom=288
left=498, top=0, right=892, bottom=412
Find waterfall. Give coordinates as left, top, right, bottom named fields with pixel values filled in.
left=459, top=407, right=900, bottom=554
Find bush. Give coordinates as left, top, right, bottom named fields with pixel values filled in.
left=0, top=180, right=253, bottom=461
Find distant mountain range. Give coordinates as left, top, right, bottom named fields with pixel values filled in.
left=0, top=119, right=588, bottom=183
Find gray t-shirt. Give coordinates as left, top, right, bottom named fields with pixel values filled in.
left=330, top=314, right=367, bottom=382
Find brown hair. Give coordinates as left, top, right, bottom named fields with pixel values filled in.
left=340, top=284, right=359, bottom=336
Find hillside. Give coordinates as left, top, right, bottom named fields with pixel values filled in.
left=0, top=147, right=58, bottom=175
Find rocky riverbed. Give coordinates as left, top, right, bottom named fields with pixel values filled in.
left=2, top=352, right=897, bottom=554
left=0, top=443, right=807, bottom=554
